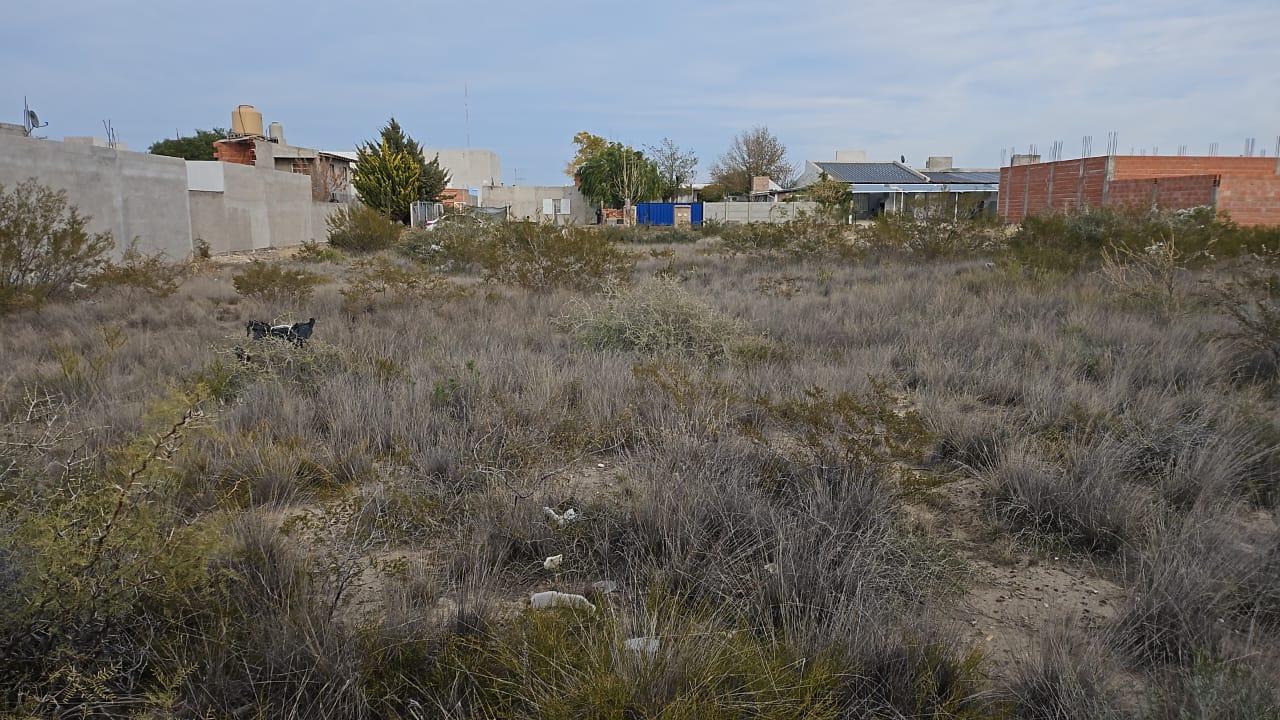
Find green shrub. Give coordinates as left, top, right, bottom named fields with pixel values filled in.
left=479, top=221, right=636, bottom=291
left=1208, top=248, right=1280, bottom=376
left=694, top=218, right=725, bottom=237
left=294, top=239, right=344, bottom=263
left=0, top=179, right=114, bottom=313
left=398, top=215, right=488, bottom=272
left=90, top=239, right=186, bottom=298
left=563, top=277, right=771, bottom=362
left=596, top=225, right=699, bottom=244
left=341, top=255, right=467, bottom=312
left=716, top=216, right=853, bottom=262
left=231, top=260, right=325, bottom=304
left=859, top=197, right=1005, bottom=259
left=0, top=391, right=216, bottom=714
left=325, top=204, right=402, bottom=252
left=1002, top=206, right=1257, bottom=273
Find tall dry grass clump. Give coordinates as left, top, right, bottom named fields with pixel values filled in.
left=562, top=277, right=771, bottom=362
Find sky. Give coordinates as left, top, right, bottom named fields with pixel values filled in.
left=3, top=0, right=1278, bottom=185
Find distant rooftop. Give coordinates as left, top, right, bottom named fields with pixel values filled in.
left=921, top=170, right=1000, bottom=184
left=814, top=161, right=928, bottom=184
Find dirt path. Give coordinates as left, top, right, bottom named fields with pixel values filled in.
left=907, top=475, right=1125, bottom=677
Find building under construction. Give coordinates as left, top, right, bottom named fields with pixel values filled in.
left=999, top=154, right=1280, bottom=226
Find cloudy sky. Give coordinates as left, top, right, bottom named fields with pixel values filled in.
left=3, top=0, right=1277, bottom=184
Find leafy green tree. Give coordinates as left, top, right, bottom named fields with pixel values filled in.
left=353, top=140, right=424, bottom=224
left=801, top=172, right=852, bottom=219
left=698, top=183, right=726, bottom=203
left=575, top=142, right=660, bottom=213
left=565, top=131, right=608, bottom=178
left=377, top=118, right=451, bottom=203
left=353, top=118, right=452, bottom=223
left=148, top=128, right=229, bottom=161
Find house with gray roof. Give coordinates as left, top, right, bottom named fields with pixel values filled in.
left=795, top=154, right=999, bottom=219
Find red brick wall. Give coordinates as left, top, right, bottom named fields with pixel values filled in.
left=999, top=157, right=1108, bottom=222
left=1105, top=174, right=1219, bottom=211
left=1001, top=155, right=1280, bottom=226
left=1217, top=175, right=1280, bottom=226
left=1112, top=156, right=1278, bottom=180
left=438, top=188, right=473, bottom=208
left=212, top=139, right=255, bottom=166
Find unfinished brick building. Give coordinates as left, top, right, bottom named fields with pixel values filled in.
left=999, top=155, right=1280, bottom=226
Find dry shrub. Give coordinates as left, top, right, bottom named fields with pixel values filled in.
left=295, top=239, right=344, bottom=263
left=982, top=445, right=1154, bottom=554
left=479, top=221, right=636, bottom=291
left=1110, top=511, right=1276, bottom=667
left=1208, top=248, right=1280, bottom=380
left=231, top=260, right=326, bottom=305
left=1002, top=205, right=1259, bottom=273
left=0, top=390, right=214, bottom=715
left=859, top=197, right=1004, bottom=259
left=325, top=204, right=401, bottom=252
left=1097, top=231, right=1206, bottom=316
left=90, top=239, right=186, bottom=298
left=1152, top=657, right=1280, bottom=719
left=340, top=255, right=467, bottom=313
left=755, top=380, right=932, bottom=474
left=1006, top=618, right=1125, bottom=719
left=562, top=277, right=770, bottom=362
left=398, top=219, right=487, bottom=272
left=0, top=179, right=114, bottom=313
left=716, top=216, right=853, bottom=262
left=596, top=225, right=699, bottom=244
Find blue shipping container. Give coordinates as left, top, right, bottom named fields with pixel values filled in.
left=635, top=202, right=702, bottom=226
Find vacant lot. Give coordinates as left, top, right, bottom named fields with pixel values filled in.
left=2, top=215, right=1278, bottom=718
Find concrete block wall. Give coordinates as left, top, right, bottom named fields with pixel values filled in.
left=187, top=161, right=331, bottom=253
left=480, top=185, right=593, bottom=224
left=423, top=148, right=502, bottom=189
left=703, top=201, right=820, bottom=224
left=0, top=133, right=194, bottom=259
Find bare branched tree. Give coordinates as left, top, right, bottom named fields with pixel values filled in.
left=611, top=148, right=656, bottom=224
left=710, top=126, right=795, bottom=195
left=646, top=138, right=698, bottom=201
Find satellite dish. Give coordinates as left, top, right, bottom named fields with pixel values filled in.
left=900, top=155, right=906, bottom=164
left=22, top=97, right=48, bottom=136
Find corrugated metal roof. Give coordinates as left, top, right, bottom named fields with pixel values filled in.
left=922, top=170, right=1000, bottom=184
left=814, top=161, right=928, bottom=184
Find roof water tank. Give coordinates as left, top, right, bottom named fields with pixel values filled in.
left=268, top=122, right=285, bottom=145
left=231, top=105, right=263, bottom=137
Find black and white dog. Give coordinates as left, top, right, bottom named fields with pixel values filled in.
left=245, top=318, right=316, bottom=347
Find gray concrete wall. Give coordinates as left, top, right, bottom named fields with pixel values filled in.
left=0, top=133, right=193, bottom=259
left=423, top=148, right=502, bottom=189
left=187, top=161, right=327, bottom=253
left=480, top=185, right=593, bottom=225
left=703, top=201, right=820, bottom=224
left=311, top=202, right=341, bottom=243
